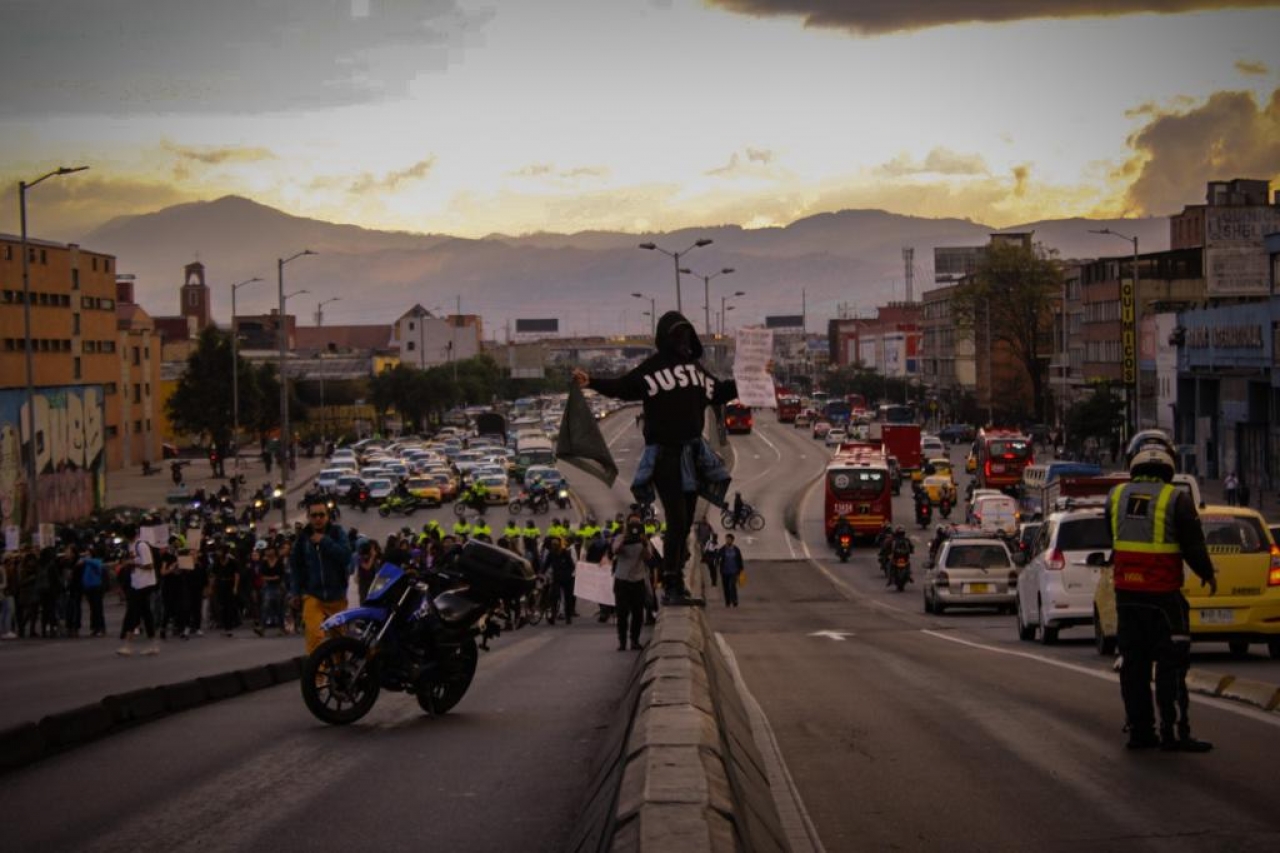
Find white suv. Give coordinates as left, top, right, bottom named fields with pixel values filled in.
left=1016, top=502, right=1112, bottom=644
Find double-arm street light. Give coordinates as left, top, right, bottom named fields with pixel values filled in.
left=277, top=250, right=316, bottom=523
left=631, top=292, right=657, bottom=338
left=229, top=276, right=264, bottom=467
left=638, top=238, right=713, bottom=315
left=19, top=165, right=89, bottom=533
left=1091, top=228, right=1141, bottom=438
left=315, top=296, right=341, bottom=327
left=720, top=290, right=746, bottom=337
left=680, top=266, right=735, bottom=336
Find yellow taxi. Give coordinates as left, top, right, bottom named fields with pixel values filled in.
left=922, top=474, right=958, bottom=505
left=424, top=468, right=459, bottom=501
left=404, top=477, right=443, bottom=506
left=475, top=474, right=511, bottom=504
left=1094, top=504, right=1280, bottom=658
left=966, top=450, right=978, bottom=475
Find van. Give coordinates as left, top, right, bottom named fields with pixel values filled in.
left=970, top=494, right=1019, bottom=536
left=1020, top=461, right=1102, bottom=517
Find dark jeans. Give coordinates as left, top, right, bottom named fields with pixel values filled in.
left=162, top=580, right=186, bottom=635
left=551, top=576, right=575, bottom=623
left=185, top=578, right=204, bottom=632
left=721, top=572, right=739, bottom=606
left=1117, top=590, right=1191, bottom=737
left=85, top=588, right=106, bottom=634
left=613, top=578, right=645, bottom=646
left=653, top=449, right=697, bottom=594
left=121, top=586, right=156, bottom=640
left=260, top=584, right=285, bottom=628
left=64, top=589, right=83, bottom=632
left=215, top=584, right=239, bottom=631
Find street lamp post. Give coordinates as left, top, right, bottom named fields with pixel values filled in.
left=277, top=250, right=315, bottom=526
left=19, top=165, right=88, bottom=534
left=314, top=296, right=341, bottom=327
left=229, top=276, right=264, bottom=469
left=719, top=290, right=746, bottom=337
left=1091, top=228, right=1141, bottom=438
left=630, top=292, right=656, bottom=338
left=680, top=267, right=735, bottom=336
left=638, top=238, right=713, bottom=315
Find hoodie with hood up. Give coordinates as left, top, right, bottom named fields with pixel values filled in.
left=587, top=311, right=737, bottom=446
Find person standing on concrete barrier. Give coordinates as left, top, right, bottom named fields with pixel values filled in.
left=610, top=513, right=654, bottom=651
left=573, top=311, right=738, bottom=606
left=289, top=498, right=352, bottom=654
left=1108, top=432, right=1216, bottom=752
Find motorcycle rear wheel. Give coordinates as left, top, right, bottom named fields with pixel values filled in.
left=417, top=636, right=479, bottom=716
left=453, top=502, right=468, bottom=518
left=378, top=506, right=391, bottom=518
left=301, top=636, right=381, bottom=725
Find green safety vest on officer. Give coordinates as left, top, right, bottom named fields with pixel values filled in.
left=453, top=519, right=472, bottom=540
left=504, top=522, right=521, bottom=541
left=473, top=520, right=492, bottom=540
left=1105, top=435, right=1216, bottom=753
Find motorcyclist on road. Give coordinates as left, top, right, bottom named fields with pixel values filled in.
left=888, top=526, right=914, bottom=587
left=732, top=492, right=748, bottom=527
left=833, top=515, right=855, bottom=543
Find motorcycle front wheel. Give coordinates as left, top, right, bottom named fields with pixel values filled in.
left=378, top=506, right=391, bottom=518
left=747, top=513, right=766, bottom=532
left=453, top=502, right=468, bottom=518
left=719, top=511, right=737, bottom=530
left=300, top=636, right=381, bottom=725
left=416, top=636, right=478, bottom=716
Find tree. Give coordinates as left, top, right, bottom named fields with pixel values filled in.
left=951, top=241, right=1062, bottom=423
left=1065, top=385, right=1126, bottom=457
left=166, top=326, right=237, bottom=449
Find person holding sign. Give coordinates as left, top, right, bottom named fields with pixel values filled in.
left=573, top=311, right=737, bottom=606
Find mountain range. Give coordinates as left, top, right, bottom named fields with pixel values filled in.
left=83, top=196, right=1172, bottom=339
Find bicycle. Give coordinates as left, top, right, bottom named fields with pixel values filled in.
left=720, top=504, right=765, bottom=532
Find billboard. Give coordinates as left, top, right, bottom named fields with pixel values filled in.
left=1204, top=207, right=1280, bottom=297
left=1, top=385, right=107, bottom=531
left=765, top=315, right=805, bottom=330
left=515, top=319, right=559, bottom=334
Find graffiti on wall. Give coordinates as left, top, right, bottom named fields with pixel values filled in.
left=0, top=386, right=106, bottom=530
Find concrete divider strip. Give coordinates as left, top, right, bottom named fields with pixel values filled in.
left=1219, top=677, right=1280, bottom=712
left=2, top=656, right=305, bottom=777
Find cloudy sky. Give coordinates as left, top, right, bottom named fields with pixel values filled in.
left=1, top=0, right=1278, bottom=241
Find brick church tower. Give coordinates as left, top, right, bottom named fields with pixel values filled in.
left=180, top=261, right=211, bottom=332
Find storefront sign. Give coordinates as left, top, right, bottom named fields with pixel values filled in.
left=1205, top=207, right=1280, bottom=297
left=1185, top=324, right=1264, bottom=350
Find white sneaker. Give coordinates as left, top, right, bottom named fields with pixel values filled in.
left=142, top=644, right=160, bottom=656
left=1, top=632, right=17, bottom=640
left=116, top=644, right=134, bottom=656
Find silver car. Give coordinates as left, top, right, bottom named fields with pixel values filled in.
left=923, top=535, right=1018, bottom=615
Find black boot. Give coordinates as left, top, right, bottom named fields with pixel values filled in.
left=1126, top=727, right=1160, bottom=750
left=1162, top=729, right=1213, bottom=752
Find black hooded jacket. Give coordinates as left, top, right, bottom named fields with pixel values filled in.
left=587, top=311, right=737, bottom=446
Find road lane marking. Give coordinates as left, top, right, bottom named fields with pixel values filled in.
left=809, top=630, right=853, bottom=641
left=716, top=633, right=827, bottom=853
left=920, top=630, right=1280, bottom=728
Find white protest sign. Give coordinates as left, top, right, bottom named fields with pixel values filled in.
left=140, top=524, right=170, bottom=549
left=733, top=327, right=777, bottom=408
left=4, top=526, right=19, bottom=552
left=573, top=560, right=615, bottom=606
left=36, top=523, right=56, bottom=549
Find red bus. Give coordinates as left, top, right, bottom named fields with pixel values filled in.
left=776, top=395, right=802, bottom=423
left=846, top=393, right=867, bottom=415
left=724, top=401, right=754, bottom=434
left=976, top=428, right=1034, bottom=492
left=824, top=443, right=893, bottom=542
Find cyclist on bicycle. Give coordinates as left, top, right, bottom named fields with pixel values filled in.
left=731, top=491, right=749, bottom=528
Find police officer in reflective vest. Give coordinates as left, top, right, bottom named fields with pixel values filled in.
left=1106, top=435, right=1216, bottom=752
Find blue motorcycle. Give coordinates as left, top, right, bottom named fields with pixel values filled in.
left=300, top=540, right=535, bottom=725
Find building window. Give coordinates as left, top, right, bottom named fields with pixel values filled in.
left=105, top=425, right=118, bottom=438
left=83, top=341, right=96, bottom=353
left=132, top=384, right=141, bottom=403
left=4, top=245, right=10, bottom=261
left=143, top=345, right=149, bottom=360
left=104, top=382, right=117, bottom=395
left=133, top=420, right=143, bottom=432
left=40, top=249, right=47, bottom=264
left=72, top=269, right=79, bottom=290
left=92, top=258, right=98, bottom=271
left=101, top=340, right=115, bottom=354
left=101, top=298, right=114, bottom=310
left=104, top=259, right=111, bottom=273
left=73, top=357, right=81, bottom=379
left=408, top=321, right=415, bottom=331
left=131, top=346, right=140, bottom=366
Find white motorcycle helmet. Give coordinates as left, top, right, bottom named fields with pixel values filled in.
left=1128, top=446, right=1176, bottom=483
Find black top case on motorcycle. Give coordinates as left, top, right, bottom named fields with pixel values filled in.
left=453, top=539, right=536, bottom=600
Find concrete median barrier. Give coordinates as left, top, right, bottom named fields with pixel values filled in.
left=160, top=680, right=210, bottom=714
left=269, top=657, right=302, bottom=684
left=37, top=703, right=115, bottom=751
left=102, top=687, right=167, bottom=725
left=0, top=723, right=47, bottom=771
left=198, top=672, right=244, bottom=701
left=1219, top=677, right=1280, bottom=712
left=237, top=666, right=276, bottom=692
left=572, top=606, right=787, bottom=853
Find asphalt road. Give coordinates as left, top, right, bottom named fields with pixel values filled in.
left=713, top=413, right=1280, bottom=852
left=0, top=410, right=648, bottom=852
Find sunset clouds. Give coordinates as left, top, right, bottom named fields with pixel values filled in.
left=1, top=1, right=1277, bottom=242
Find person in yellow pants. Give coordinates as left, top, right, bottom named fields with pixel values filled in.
left=288, top=499, right=353, bottom=654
